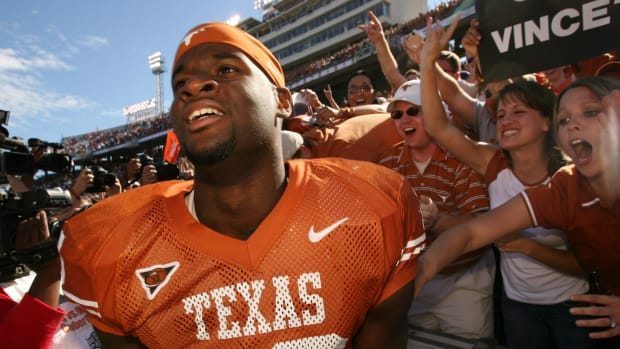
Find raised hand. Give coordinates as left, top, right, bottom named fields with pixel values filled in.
left=461, top=19, right=482, bottom=72
left=420, top=14, right=461, bottom=68
left=358, top=11, right=384, bottom=43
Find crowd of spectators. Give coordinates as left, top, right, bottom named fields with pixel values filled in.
left=61, top=114, right=170, bottom=157
left=260, top=0, right=332, bottom=33
left=285, top=0, right=464, bottom=85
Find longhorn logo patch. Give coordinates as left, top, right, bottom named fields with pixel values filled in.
left=136, top=261, right=180, bottom=300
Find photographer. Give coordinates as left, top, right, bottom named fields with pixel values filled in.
left=68, top=168, right=94, bottom=209
left=71, top=167, right=122, bottom=206
left=120, top=157, right=142, bottom=190
left=122, top=154, right=180, bottom=190
left=1, top=209, right=101, bottom=348
left=1, top=129, right=100, bottom=347
left=2, top=136, right=73, bottom=195
left=28, top=138, right=73, bottom=178
left=0, top=211, right=64, bottom=348
left=139, top=161, right=158, bottom=186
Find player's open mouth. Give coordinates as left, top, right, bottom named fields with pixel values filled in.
left=188, top=107, right=223, bottom=122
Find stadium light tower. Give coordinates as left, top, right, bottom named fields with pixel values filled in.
left=148, top=51, right=165, bottom=116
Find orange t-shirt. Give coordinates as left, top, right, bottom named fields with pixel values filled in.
left=522, top=165, right=620, bottom=295
left=60, top=158, right=424, bottom=348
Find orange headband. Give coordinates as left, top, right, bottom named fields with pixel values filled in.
left=173, top=22, right=285, bottom=87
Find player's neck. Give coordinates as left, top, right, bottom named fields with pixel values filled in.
left=192, top=165, right=288, bottom=240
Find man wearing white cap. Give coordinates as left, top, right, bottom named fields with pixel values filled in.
left=378, top=80, right=495, bottom=344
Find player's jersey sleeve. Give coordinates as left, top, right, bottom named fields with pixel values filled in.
left=377, top=176, right=425, bottom=304
left=323, top=158, right=424, bottom=305
left=59, top=181, right=191, bottom=336
left=59, top=204, right=131, bottom=335
left=299, top=158, right=424, bottom=305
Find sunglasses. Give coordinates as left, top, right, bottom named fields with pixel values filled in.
left=390, top=106, right=421, bottom=119
left=348, top=85, right=373, bottom=94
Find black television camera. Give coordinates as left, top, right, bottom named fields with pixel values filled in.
left=84, top=166, right=117, bottom=193
left=0, top=188, right=72, bottom=281
left=28, top=138, right=73, bottom=174
left=0, top=137, right=72, bottom=175
left=138, top=154, right=179, bottom=182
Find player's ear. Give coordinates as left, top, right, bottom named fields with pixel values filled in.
left=275, top=87, right=292, bottom=119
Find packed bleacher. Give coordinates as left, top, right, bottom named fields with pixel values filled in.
left=286, top=0, right=465, bottom=85
left=61, top=114, right=170, bottom=157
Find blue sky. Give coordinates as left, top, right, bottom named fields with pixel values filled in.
left=2, top=0, right=442, bottom=144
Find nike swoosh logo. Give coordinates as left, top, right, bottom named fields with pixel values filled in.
left=308, top=217, right=349, bottom=243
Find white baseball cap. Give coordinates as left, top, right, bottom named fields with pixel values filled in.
left=387, top=80, right=422, bottom=112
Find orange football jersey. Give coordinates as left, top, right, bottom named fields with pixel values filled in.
left=59, top=158, right=424, bottom=348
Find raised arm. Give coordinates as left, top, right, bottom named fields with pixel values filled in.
left=438, top=18, right=482, bottom=128
left=359, top=11, right=406, bottom=91
left=322, top=84, right=340, bottom=109
left=299, top=88, right=388, bottom=127
left=461, top=19, right=483, bottom=78
left=418, top=16, right=495, bottom=176
left=434, top=61, right=478, bottom=126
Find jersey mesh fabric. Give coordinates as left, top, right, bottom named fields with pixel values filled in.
left=60, top=158, right=423, bottom=348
